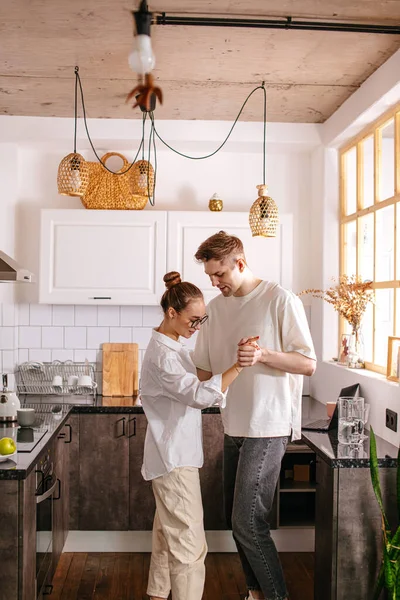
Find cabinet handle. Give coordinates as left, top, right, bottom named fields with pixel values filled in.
left=89, top=297, right=112, bottom=300
left=64, top=423, right=72, bottom=443
left=127, top=417, right=137, bottom=438
left=116, top=417, right=126, bottom=437
left=43, top=584, right=54, bottom=595
left=53, top=478, right=61, bottom=501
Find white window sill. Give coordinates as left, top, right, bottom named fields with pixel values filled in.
left=323, top=360, right=400, bottom=388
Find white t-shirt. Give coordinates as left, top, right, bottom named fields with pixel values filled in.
left=140, top=329, right=226, bottom=481
left=192, top=281, right=316, bottom=441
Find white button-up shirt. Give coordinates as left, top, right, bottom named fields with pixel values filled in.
left=140, top=329, right=226, bottom=481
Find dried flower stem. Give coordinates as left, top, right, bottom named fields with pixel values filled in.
left=299, top=275, right=374, bottom=334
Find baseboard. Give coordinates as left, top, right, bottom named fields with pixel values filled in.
left=64, top=529, right=315, bottom=553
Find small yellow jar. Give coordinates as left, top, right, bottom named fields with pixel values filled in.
left=208, top=193, right=223, bottom=211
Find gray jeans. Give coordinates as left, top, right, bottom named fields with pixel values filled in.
left=224, top=434, right=289, bottom=600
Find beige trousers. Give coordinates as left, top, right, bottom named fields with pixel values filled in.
left=147, top=467, right=208, bottom=600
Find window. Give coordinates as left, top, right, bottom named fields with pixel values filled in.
left=340, top=106, right=400, bottom=374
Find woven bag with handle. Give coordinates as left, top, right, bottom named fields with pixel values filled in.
left=81, top=152, right=148, bottom=210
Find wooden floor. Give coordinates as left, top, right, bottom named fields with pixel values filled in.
left=51, top=552, right=314, bottom=600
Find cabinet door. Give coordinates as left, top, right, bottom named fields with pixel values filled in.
left=52, top=433, right=66, bottom=576
left=129, top=414, right=156, bottom=530
left=79, top=414, right=130, bottom=530
left=40, top=209, right=167, bottom=305
left=66, top=415, right=79, bottom=530
left=167, top=211, right=293, bottom=303
left=200, top=413, right=227, bottom=530
left=314, top=457, right=337, bottom=600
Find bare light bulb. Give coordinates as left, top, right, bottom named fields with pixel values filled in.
left=128, top=34, right=155, bottom=75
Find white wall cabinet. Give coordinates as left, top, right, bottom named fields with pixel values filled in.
left=39, top=210, right=167, bottom=305
left=39, top=209, right=293, bottom=306
left=167, top=211, right=293, bottom=303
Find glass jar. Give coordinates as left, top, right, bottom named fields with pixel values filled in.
left=338, top=396, right=365, bottom=444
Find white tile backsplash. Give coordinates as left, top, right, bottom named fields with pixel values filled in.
left=143, top=306, right=163, bottom=327
left=29, top=349, right=52, bottom=362
left=53, top=305, right=75, bottom=326
left=2, top=304, right=16, bottom=326
left=18, top=304, right=30, bottom=326
left=87, top=327, right=110, bottom=349
left=98, top=306, right=120, bottom=326
left=30, top=304, right=52, bottom=326
left=132, top=327, right=153, bottom=349
left=74, top=349, right=98, bottom=363
left=110, top=327, right=132, bottom=343
left=18, top=349, right=29, bottom=364
left=0, top=327, right=15, bottom=350
left=75, top=305, right=98, bottom=326
left=42, top=327, right=64, bottom=349
left=51, top=349, right=74, bottom=362
left=19, top=326, right=41, bottom=348
left=3, top=350, right=17, bottom=371
left=64, top=327, right=87, bottom=349
left=120, top=306, right=142, bottom=326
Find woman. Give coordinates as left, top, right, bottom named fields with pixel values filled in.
left=140, top=271, right=247, bottom=600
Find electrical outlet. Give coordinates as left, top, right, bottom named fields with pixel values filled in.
left=386, top=409, right=398, bottom=432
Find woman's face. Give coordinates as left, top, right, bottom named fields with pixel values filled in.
left=169, top=297, right=208, bottom=339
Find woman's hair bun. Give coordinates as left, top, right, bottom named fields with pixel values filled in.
left=163, top=271, right=182, bottom=290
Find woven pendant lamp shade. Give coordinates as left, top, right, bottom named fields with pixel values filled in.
left=249, top=184, right=279, bottom=238
left=130, top=160, right=155, bottom=197
left=57, top=153, right=90, bottom=197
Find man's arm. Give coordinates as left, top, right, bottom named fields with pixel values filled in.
left=237, top=340, right=316, bottom=376
left=197, top=368, right=213, bottom=381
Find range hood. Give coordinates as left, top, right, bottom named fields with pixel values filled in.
left=0, top=251, right=35, bottom=283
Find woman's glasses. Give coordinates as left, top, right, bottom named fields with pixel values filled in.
left=190, top=315, right=209, bottom=328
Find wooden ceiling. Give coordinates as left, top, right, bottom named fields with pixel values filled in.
left=0, top=0, right=400, bottom=122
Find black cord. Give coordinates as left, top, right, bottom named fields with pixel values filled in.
left=73, top=67, right=267, bottom=189
left=73, top=67, right=78, bottom=154
left=262, top=83, right=266, bottom=185
left=149, top=112, right=157, bottom=207
left=75, top=68, right=144, bottom=175
left=151, top=84, right=266, bottom=161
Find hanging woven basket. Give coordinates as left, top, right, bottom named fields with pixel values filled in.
left=57, top=152, right=90, bottom=197
left=249, top=184, right=279, bottom=238
left=81, top=152, right=148, bottom=210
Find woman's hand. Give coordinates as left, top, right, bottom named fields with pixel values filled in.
left=237, top=336, right=262, bottom=367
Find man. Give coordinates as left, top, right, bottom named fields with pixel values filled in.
left=192, top=231, right=316, bottom=600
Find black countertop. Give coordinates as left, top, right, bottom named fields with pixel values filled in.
left=0, top=395, right=397, bottom=479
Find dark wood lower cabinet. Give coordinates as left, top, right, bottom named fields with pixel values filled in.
left=129, top=413, right=156, bottom=530
left=201, top=413, right=227, bottom=530
left=52, top=424, right=70, bottom=577
left=67, top=414, right=80, bottom=530
left=79, top=414, right=130, bottom=530
left=0, top=470, right=37, bottom=600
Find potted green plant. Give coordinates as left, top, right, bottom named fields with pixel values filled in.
left=370, top=427, right=400, bottom=598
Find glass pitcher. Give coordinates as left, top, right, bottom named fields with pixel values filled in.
left=338, top=396, right=365, bottom=444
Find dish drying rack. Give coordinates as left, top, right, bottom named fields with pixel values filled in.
left=16, top=360, right=97, bottom=397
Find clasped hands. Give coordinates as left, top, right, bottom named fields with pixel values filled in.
left=237, top=335, right=262, bottom=367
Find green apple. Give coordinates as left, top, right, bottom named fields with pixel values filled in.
left=0, top=437, right=16, bottom=455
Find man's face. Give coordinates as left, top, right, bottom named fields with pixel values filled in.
left=203, top=258, right=242, bottom=297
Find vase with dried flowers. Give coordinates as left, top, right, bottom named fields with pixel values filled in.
left=299, top=275, right=374, bottom=368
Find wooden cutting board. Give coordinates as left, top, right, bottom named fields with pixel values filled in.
left=102, top=343, right=139, bottom=397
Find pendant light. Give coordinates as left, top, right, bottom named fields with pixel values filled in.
left=249, top=84, right=279, bottom=237
left=57, top=67, right=89, bottom=197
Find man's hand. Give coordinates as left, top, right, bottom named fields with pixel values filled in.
left=237, top=336, right=262, bottom=367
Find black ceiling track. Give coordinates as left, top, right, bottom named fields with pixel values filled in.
left=154, top=14, right=400, bottom=35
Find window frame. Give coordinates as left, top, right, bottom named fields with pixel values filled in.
left=339, top=103, right=400, bottom=374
